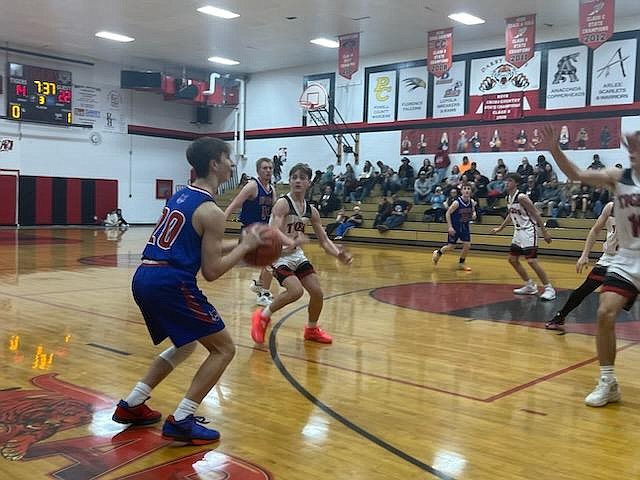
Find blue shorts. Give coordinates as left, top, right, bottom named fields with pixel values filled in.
left=448, top=224, right=471, bottom=243
left=132, top=264, right=225, bottom=347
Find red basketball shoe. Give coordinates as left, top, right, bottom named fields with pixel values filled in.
left=112, top=399, right=162, bottom=425
left=251, top=308, right=271, bottom=344
left=304, top=326, right=333, bottom=344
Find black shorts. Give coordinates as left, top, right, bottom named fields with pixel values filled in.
left=509, top=245, right=538, bottom=259
left=588, top=265, right=608, bottom=283
left=602, top=272, right=639, bottom=304
left=273, top=261, right=316, bottom=286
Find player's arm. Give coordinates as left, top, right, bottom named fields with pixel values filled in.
left=445, top=201, right=459, bottom=235
left=269, top=198, right=298, bottom=248
left=223, top=181, right=258, bottom=220
left=471, top=199, right=478, bottom=220
left=195, top=202, right=265, bottom=281
left=577, top=201, right=613, bottom=273
left=310, top=206, right=352, bottom=264
left=543, top=125, right=620, bottom=189
left=491, top=213, right=511, bottom=233
left=519, top=194, right=552, bottom=244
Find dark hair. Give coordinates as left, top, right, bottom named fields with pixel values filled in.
left=289, top=163, right=312, bottom=179
left=256, top=156, right=273, bottom=172
left=506, top=172, right=522, bottom=184
left=186, top=137, right=230, bottom=178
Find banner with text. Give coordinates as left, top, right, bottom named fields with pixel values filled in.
left=73, top=83, right=129, bottom=133
left=505, top=14, right=536, bottom=68
left=338, top=33, right=360, bottom=80
left=397, top=66, right=428, bottom=121
left=590, top=38, right=637, bottom=106
left=482, top=92, right=523, bottom=121
left=545, top=45, right=589, bottom=110
left=579, top=0, right=615, bottom=49
left=367, top=70, right=396, bottom=123
left=432, top=61, right=466, bottom=118
left=427, top=28, right=453, bottom=78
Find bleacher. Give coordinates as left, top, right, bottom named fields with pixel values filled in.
left=218, top=185, right=602, bottom=257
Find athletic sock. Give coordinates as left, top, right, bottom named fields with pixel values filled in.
left=125, top=382, right=152, bottom=407
left=262, top=306, right=272, bottom=318
left=173, top=398, right=199, bottom=421
left=600, top=365, right=615, bottom=381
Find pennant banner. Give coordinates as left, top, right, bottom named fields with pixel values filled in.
left=428, top=28, right=453, bottom=78
left=505, top=14, right=536, bottom=68
left=579, top=0, right=615, bottom=49
left=338, top=33, right=360, bottom=80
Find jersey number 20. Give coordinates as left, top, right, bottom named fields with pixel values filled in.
left=148, top=207, right=186, bottom=249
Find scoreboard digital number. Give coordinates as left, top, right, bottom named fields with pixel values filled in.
left=7, top=63, right=73, bottom=125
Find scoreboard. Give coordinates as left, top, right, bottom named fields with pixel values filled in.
left=7, top=63, right=73, bottom=125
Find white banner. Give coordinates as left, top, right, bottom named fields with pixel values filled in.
left=469, top=52, right=541, bottom=96
left=397, top=66, right=427, bottom=121
left=72, top=84, right=129, bottom=133
left=432, top=61, right=466, bottom=118
left=367, top=70, right=396, bottom=123
left=590, top=38, right=637, bottom=106
left=546, top=45, right=589, bottom=110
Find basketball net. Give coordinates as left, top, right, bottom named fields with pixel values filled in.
left=299, top=82, right=328, bottom=112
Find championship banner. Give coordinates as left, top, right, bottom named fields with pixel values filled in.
left=482, top=92, right=523, bottom=121
left=545, top=45, right=589, bottom=110
left=590, top=38, right=637, bottom=106
left=397, top=66, right=427, bottom=121
left=579, top=0, right=615, bottom=49
left=432, top=61, right=466, bottom=118
left=338, top=33, right=360, bottom=80
left=366, top=70, right=396, bottom=123
left=505, top=14, right=536, bottom=68
left=427, top=28, right=453, bottom=78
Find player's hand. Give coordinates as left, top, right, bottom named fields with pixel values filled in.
left=543, top=125, right=557, bottom=150
left=490, top=226, right=502, bottom=234
left=448, top=226, right=456, bottom=235
left=543, top=231, right=552, bottom=244
left=241, top=224, right=269, bottom=250
left=293, top=232, right=309, bottom=247
left=576, top=255, right=589, bottom=273
left=337, top=246, right=353, bottom=265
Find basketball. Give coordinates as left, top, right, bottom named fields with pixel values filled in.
left=244, top=226, right=282, bottom=267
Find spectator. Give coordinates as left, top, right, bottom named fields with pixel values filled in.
left=588, top=153, right=605, bottom=170
left=446, top=165, right=461, bottom=189
left=535, top=179, right=561, bottom=217
left=516, top=156, right=534, bottom=178
left=590, top=185, right=611, bottom=217
left=492, top=158, right=508, bottom=180
left=352, top=160, right=377, bottom=202
left=524, top=175, right=540, bottom=204
left=377, top=194, right=412, bottom=232
left=273, top=154, right=284, bottom=183
left=382, top=167, right=401, bottom=196
left=398, top=157, right=415, bottom=190
left=373, top=196, right=392, bottom=227
left=414, top=172, right=431, bottom=204
left=486, top=173, right=506, bottom=208
left=571, top=184, right=592, bottom=217
left=458, top=155, right=472, bottom=175
left=239, top=173, right=250, bottom=187
left=417, top=158, right=432, bottom=177
left=466, top=162, right=479, bottom=179
left=320, top=165, right=335, bottom=190
left=471, top=171, right=490, bottom=198
left=433, top=148, right=451, bottom=184
left=333, top=205, right=363, bottom=239
left=318, top=185, right=341, bottom=217
left=424, top=186, right=446, bottom=222
left=555, top=181, right=580, bottom=218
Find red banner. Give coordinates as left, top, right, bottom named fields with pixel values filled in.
left=482, top=92, right=524, bottom=121
left=505, top=14, right=536, bottom=68
left=338, top=33, right=360, bottom=80
left=427, top=28, right=453, bottom=78
left=579, top=0, right=615, bottom=49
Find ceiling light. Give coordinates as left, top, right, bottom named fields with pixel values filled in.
left=95, top=31, right=135, bottom=42
left=310, top=38, right=339, bottom=48
left=448, top=12, right=485, bottom=25
left=197, top=5, right=240, bottom=19
left=208, top=56, right=240, bottom=65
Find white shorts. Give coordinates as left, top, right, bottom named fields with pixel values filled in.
left=511, top=226, right=537, bottom=250
left=606, top=249, right=640, bottom=291
left=273, top=248, right=310, bottom=271
left=596, top=253, right=616, bottom=269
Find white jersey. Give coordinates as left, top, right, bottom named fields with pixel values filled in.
left=602, top=213, right=618, bottom=256
left=273, top=193, right=313, bottom=269
left=507, top=191, right=535, bottom=231
left=614, top=169, right=640, bottom=252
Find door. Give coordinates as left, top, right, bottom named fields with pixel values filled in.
left=0, top=170, right=18, bottom=226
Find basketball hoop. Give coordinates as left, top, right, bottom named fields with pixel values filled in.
left=299, top=82, right=328, bottom=111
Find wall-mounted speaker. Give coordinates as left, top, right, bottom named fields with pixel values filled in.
left=120, top=71, right=162, bottom=89
left=195, top=106, right=211, bottom=124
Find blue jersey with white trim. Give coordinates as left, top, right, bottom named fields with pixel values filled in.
left=142, top=185, right=214, bottom=275
left=239, top=178, right=274, bottom=225
left=451, top=196, right=473, bottom=230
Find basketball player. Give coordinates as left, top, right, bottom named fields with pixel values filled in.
left=251, top=163, right=353, bottom=345
left=490, top=172, right=557, bottom=301
left=544, top=125, right=640, bottom=407
left=546, top=201, right=633, bottom=330
left=112, top=137, right=267, bottom=443
left=432, top=183, right=476, bottom=271
left=224, top=157, right=277, bottom=306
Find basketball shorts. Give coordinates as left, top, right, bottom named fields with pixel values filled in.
left=510, top=226, right=538, bottom=258
left=602, top=249, right=640, bottom=303
left=588, top=264, right=608, bottom=283
left=448, top=223, right=471, bottom=244
left=132, top=264, right=225, bottom=347
left=273, top=248, right=316, bottom=285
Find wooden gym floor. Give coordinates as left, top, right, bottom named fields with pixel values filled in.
left=1, top=226, right=640, bottom=480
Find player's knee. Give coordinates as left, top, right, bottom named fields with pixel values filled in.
left=597, top=305, right=617, bottom=327
left=159, top=341, right=197, bottom=368
left=508, top=255, right=519, bottom=265
left=526, top=258, right=537, bottom=266
left=219, top=341, right=236, bottom=364
left=287, top=285, right=305, bottom=300
left=308, top=286, right=323, bottom=301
